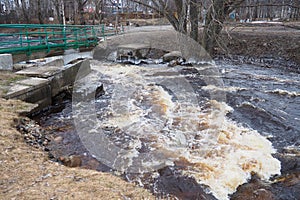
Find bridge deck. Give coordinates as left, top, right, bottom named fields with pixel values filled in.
left=0, top=24, right=122, bottom=56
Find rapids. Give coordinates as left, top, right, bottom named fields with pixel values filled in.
left=33, top=56, right=300, bottom=199
left=70, top=60, right=281, bottom=200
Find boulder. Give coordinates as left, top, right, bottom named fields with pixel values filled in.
left=117, top=43, right=151, bottom=60
left=162, top=51, right=184, bottom=63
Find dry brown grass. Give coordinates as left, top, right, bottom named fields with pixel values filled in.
left=0, top=98, right=154, bottom=200
left=0, top=72, right=26, bottom=97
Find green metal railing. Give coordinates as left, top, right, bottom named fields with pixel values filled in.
left=0, top=24, right=122, bottom=55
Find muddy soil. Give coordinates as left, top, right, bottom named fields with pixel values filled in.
left=218, top=22, right=300, bottom=71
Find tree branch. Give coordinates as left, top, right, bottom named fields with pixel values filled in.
left=236, top=3, right=300, bottom=9
left=130, top=0, right=181, bottom=31
left=225, top=0, right=246, bottom=14
left=130, top=0, right=161, bottom=13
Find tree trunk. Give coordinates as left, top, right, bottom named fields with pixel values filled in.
left=190, top=0, right=199, bottom=42
left=253, top=0, right=258, bottom=20
left=202, top=0, right=225, bottom=55
left=175, top=0, right=187, bottom=33
left=37, top=0, right=44, bottom=24
left=21, top=0, right=30, bottom=23
left=14, top=0, right=21, bottom=23
left=73, top=2, right=78, bottom=24
left=53, top=0, right=62, bottom=24
left=78, top=0, right=88, bottom=25
left=164, top=13, right=181, bottom=31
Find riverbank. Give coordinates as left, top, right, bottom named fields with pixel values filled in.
left=124, top=22, right=300, bottom=70
left=218, top=21, right=300, bottom=72
left=0, top=98, right=154, bottom=199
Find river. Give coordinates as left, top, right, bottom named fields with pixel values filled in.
left=33, top=56, right=299, bottom=200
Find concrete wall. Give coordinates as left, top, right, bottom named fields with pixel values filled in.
left=4, top=59, right=91, bottom=113
left=50, top=59, right=91, bottom=97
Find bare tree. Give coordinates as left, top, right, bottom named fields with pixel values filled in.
left=20, top=0, right=30, bottom=23
left=131, top=0, right=246, bottom=55
left=76, top=0, right=89, bottom=24
left=131, top=0, right=186, bottom=33
left=190, top=0, right=200, bottom=41
left=51, top=0, right=63, bottom=24
left=37, top=0, right=44, bottom=24
left=0, top=0, right=298, bottom=26
left=202, top=0, right=225, bottom=54
left=91, top=0, right=104, bottom=24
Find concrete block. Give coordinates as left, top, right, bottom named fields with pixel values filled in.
left=16, top=66, right=61, bottom=78
left=42, top=56, right=64, bottom=67
left=13, top=63, right=37, bottom=71
left=93, top=43, right=113, bottom=61
left=5, top=77, right=50, bottom=99
left=15, top=84, right=52, bottom=113
left=4, top=77, right=51, bottom=112
left=63, top=51, right=92, bottom=64
left=0, top=54, right=13, bottom=71
left=17, top=77, right=49, bottom=87
left=5, top=84, right=31, bottom=99
left=48, top=71, right=64, bottom=97
left=63, top=59, right=91, bottom=84
left=4, top=58, right=91, bottom=113
left=23, top=83, right=51, bottom=104
left=51, top=59, right=91, bottom=97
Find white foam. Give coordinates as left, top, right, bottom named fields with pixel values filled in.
left=268, top=89, right=300, bottom=97
left=91, top=61, right=281, bottom=200
left=202, top=85, right=247, bottom=92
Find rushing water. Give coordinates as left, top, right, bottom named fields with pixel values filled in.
left=74, top=60, right=282, bottom=200
left=34, top=58, right=300, bottom=199
left=217, top=61, right=300, bottom=151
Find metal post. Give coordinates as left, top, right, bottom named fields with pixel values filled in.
left=25, top=25, right=31, bottom=56
left=45, top=27, right=50, bottom=53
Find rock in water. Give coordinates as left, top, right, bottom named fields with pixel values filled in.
left=162, top=51, right=184, bottom=63
left=95, top=84, right=105, bottom=97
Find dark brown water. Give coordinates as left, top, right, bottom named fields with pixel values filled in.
left=33, top=59, right=299, bottom=200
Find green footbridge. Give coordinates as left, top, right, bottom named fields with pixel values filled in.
left=0, top=24, right=122, bottom=56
